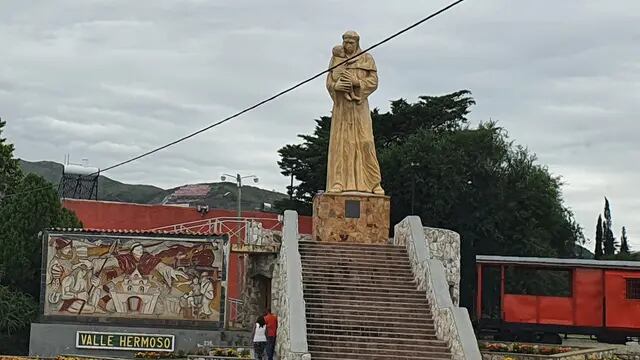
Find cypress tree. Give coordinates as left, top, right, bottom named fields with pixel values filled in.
left=603, top=198, right=616, bottom=256
left=595, top=215, right=604, bottom=259
left=620, top=226, right=630, bottom=254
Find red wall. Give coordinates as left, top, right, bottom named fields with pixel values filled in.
left=605, top=270, right=640, bottom=330
left=63, top=199, right=312, bottom=234
left=62, top=199, right=313, bottom=301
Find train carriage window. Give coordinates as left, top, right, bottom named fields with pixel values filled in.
left=626, top=279, right=640, bottom=300
left=505, top=266, right=572, bottom=297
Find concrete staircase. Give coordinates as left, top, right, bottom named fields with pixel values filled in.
left=300, top=241, right=452, bottom=360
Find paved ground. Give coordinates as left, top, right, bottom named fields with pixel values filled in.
left=562, top=336, right=640, bottom=357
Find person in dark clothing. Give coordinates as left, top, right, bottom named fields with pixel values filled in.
left=263, top=308, right=278, bottom=360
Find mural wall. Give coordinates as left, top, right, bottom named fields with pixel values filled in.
left=43, top=232, right=226, bottom=324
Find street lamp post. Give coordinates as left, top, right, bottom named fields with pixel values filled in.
left=220, top=173, right=259, bottom=315
left=410, top=162, right=418, bottom=215
left=221, top=173, right=259, bottom=218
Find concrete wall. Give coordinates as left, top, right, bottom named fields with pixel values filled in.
left=30, top=323, right=250, bottom=358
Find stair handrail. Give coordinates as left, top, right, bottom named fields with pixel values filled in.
left=272, top=210, right=311, bottom=360
left=394, top=216, right=482, bottom=360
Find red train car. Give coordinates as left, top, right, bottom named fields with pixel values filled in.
left=476, top=255, right=640, bottom=343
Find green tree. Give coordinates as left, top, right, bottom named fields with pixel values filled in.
left=0, top=119, right=82, bottom=354
left=620, top=226, right=630, bottom=254
left=0, top=174, right=82, bottom=297
left=277, top=91, right=582, bottom=309
left=594, top=215, right=604, bottom=259
left=0, top=118, right=22, bottom=198
left=275, top=118, right=331, bottom=214
left=603, top=198, right=617, bottom=256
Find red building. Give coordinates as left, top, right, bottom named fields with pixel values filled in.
left=62, top=199, right=313, bottom=304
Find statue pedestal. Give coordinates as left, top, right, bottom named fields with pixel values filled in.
left=312, top=192, right=390, bottom=244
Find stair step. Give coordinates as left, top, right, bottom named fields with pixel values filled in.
left=310, top=352, right=450, bottom=360
left=300, top=253, right=410, bottom=262
left=304, top=286, right=426, bottom=298
left=308, top=344, right=451, bottom=358
left=300, top=257, right=413, bottom=269
left=306, top=304, right=430, bottom=316
left=304, top=279, right=416, bottom=288
left=300, top=248, right=408, bottom=258
left=304, top=280, right=417, bottom=290
left=308, top=338, right=448, bottom=352
left=303, top=270, right=415, bottom=282
left=305, top=298, right=429, bottom=309
left=299, top=241, right=403, bottom=251
left=305, top=298, right=430, bottom=310
left=307, top=324, right=438, bottom=338
left=306, top=312, right=434, bottom=325
left=308, top=333, right=447, bottom=346
left=302, top=263, right=415, bottom=275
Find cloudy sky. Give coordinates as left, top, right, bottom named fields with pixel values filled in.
left=2, top=0, right=639, bottom=248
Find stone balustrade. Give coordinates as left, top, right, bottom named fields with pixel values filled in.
left=271, top=210, right=311, bottom=360
left=394, top=216, right=481, bottom=360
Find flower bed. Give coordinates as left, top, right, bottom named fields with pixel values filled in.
left=481, top=342, right=574, bottom=355
left=480, top=342, right=618, bottom=360
left=132, top=348, right=252, bottom=359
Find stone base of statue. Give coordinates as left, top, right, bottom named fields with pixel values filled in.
left=312, top=192, right=390, bottom=244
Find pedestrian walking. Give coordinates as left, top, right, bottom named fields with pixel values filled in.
left=252, top=315, right=267, bottom=360
left=263, top=308, right=278, bottom=360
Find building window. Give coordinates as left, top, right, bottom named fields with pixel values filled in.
left=505, top=266, right=572, bottom=297
left=626, top=279, right=640, bottom=300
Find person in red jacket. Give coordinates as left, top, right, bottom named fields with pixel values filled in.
left=263, top=308, right=278, bottom=360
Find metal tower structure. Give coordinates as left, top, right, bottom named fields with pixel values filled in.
left=58, top=159, right=100, bottom=200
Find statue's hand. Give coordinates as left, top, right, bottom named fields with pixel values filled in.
left=343, top=70, right=359, bottom=86
left=334, top=79, right=352, bottom=92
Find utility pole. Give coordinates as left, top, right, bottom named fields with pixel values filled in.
left=410, top=162, right=418, bottom=215
left=221, top=173, right=259, bottom=218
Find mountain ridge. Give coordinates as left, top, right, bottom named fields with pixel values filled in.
left=18, top=159, right=287, bottom=211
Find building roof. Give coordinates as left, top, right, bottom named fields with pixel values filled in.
left=476, top=255, right=640, bottom=270
left=47, top=227, right=224, bottom=238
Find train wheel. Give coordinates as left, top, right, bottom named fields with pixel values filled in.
left=596, top=333, right=628, bottom=344
left=540, top=332, right=562, bottom=344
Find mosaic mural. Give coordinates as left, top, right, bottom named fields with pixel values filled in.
left=43, top=232, right=225, bottom=323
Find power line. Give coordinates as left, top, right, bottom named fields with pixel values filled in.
left=1, top=183, right=59, bottom=199
left=1, top=0, right=466, bottom=200
left=100, top=0, right=465, bottom=173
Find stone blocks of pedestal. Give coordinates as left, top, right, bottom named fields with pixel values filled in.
left=312, top=192, right=390, bottom=244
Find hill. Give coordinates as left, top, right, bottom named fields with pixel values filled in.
left=18, top=160, right=287, bottom=211
left=573, top=244, right=595, bottom=259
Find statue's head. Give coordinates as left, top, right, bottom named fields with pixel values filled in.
left=342, top=31, right=360, bottom=55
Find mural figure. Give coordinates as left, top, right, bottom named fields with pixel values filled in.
left=44, top=234, right=225, bottom=323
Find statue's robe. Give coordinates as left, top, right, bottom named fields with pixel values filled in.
left=326, top=50, right=383, bottom=193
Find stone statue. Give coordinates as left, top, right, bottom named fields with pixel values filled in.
left=326, top=31, right=384, bottom=195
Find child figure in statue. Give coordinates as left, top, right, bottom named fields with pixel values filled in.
left=331, top=45, right=361, bottom=104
